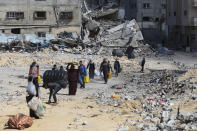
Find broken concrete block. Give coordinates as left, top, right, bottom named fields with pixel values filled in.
left=149, top=126, right=157, bottom=131
left=137, top=123, right=144, bottom=129
left=86, top=20, right=100, bottom=31
left=117, top=126, right=129, bottom=131
left=107, top=19, right=138, bottom=34
left=151, top=117, right=160, bottom=124
left=167, top=120, right=176, bottom=127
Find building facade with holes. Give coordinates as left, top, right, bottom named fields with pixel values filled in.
left=0, top=0, right=81, bottom=37
left=125, top=0, right=166, bottom=28
left=124, top=0, right=167, bottom=43
left=167, top=0, right=197, bottom=50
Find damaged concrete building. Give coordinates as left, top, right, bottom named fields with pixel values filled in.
left=167, top=0, right=197, bottom=51
left=0, top=0, right=81, bottom=37
left=124, top=0, right=167, bottom=43
left=85, top=0, right=120, bottom=9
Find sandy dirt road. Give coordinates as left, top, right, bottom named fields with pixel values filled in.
left=1, top=51, right=196, bottom=131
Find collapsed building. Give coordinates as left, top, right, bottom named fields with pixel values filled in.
left=85, top=0, right=167, bottom=44
left=0, top=0, right=172, bottom=57
left=0, top=0, right=81, bottom=37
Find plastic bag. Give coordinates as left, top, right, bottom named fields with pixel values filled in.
left=27, top=81, right=36, bottom=96
left=27, top=97, right=39, bottom=111
left=112, top=94, right=120, bottom=99
left=36, top=101, right=46, bottom=117
left=100, top=72, right=104, bottom=77
left=38, top=76, right=42, bottom=83
left=84, top=76, right=90, bottom=83
left=94, top=70, right=100, bottom=76
left=108, top=72, right=112, bottom=79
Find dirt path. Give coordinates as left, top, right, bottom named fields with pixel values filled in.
left=1, top=51, right=196, bottom=130
left=0, top=70, right=130, bottom=131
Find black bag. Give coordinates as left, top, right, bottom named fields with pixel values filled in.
left=118, top=68, right=122, bottom=73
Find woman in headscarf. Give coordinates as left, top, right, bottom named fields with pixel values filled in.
left=26, top=62, right=40, bottom=119
left=68, top=63, right=79, bottom=95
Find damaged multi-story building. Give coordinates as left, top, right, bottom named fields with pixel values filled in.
left=167, top=0, right=197, bottom=51
left=85, top=0, right=120, bottom=9
left=124, top=0, right=167, bottom=43
left=0, top=0, right=81, bottom=37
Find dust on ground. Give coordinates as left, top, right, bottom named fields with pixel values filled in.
left=0, top=51, right=197, bottom=130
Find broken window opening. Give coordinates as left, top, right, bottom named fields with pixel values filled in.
left=6, top=12, right=24, bottom=19
left=155, top=18, right=159, bottom=22
left=11, top=28, right=21, bottom=34
left=143, top=3, right=150, bottom=9
left=161, top=4, right=166, bottom=9
left=59, top=12, right=73, bottom=20
left=191, top=34, right=196, bottom=41
left=174, top=12, right=176, bottom=16
left=37, top=32, right=46, bottom=37
left=34, top=11, right=46, bottom=20
left=142, top=17, right=150, bottom=21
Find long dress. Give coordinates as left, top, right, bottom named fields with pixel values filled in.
left=68, top=69, right=79, bottom=95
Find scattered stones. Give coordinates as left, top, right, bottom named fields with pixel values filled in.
left=74, top=118, right=80, bottom=122
left=117, top=126, right=129, bottom=131
left=91, top=67, right=197, bottom=130
left=149, top=126, right=157, bottom=131
left=129, top=121, right=136, bottom=126
left=151, top=117, right=160, bottom=125
left=137, top=123, right=144, bottom=129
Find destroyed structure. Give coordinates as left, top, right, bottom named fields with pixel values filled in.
left=167, top=0, right=197, bottom=50
left=0, top=0, right=82, bottom=51
left=1, top=1, right=197, bottom=131
left=0, top=0, right=173, bottom=57
left=0, top=0, right=81, bottom=36
left=84, top=0, right=167, bottom=43
left=124, top=0, right=167, bottom=43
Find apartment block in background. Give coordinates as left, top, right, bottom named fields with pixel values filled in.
left=0, top=0, right=81, bottom=37
left=124, top=0, right=167, bottom=43
left=167, top=0, right=197, bottom=50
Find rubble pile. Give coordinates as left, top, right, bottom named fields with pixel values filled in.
left=0, top=0, right=174, bottom=60
left=0, top=0, right=157, bottom=60
left=91, top=69, right=197, bottom=130
left=0, top=29, right=81, bottom=52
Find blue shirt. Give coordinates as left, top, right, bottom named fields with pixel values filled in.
left=79, top=65, right=87, bottom=76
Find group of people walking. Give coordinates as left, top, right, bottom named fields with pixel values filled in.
left=26, top=58, right=122, bottom=119
left=26, top=57, right=146, bottom=119
left=88, top=58, right=121, bottom=84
